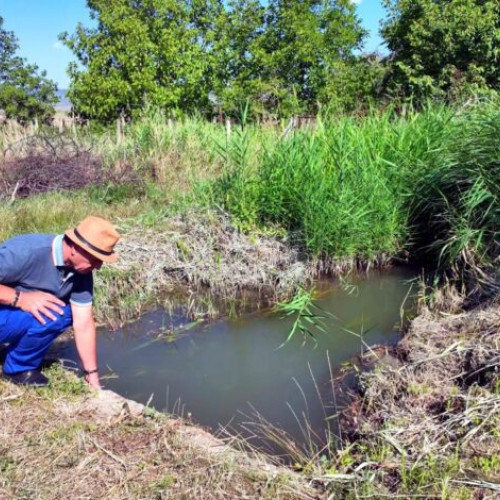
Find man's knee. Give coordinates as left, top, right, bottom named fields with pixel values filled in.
left=30, top=304, right=72, bottom=336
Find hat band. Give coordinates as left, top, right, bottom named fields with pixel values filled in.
left=73, top=228, right=114, bottom=256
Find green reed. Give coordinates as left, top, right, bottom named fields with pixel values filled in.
left=206, top=101, right=500, bottom=291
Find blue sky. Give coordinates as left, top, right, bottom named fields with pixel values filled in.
left=0, top=0, right=387, bottom=89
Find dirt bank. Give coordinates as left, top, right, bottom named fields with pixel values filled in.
left=96, top=209, right=316, bottom=325
left=330, top=300, right=500, bottom=498
left=96, top=209, right=390, bottom=326
left=0, top=365, right=321, bottom=499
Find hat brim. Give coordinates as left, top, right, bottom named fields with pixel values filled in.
left=65, top=229, right=118, bottom=263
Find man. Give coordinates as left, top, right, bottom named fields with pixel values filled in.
left=0, top=216, right=120, bottom=388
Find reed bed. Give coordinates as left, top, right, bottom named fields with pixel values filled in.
left=204, top=101, right=500, bottom=297
left=96, top=209, right=315, bottom=325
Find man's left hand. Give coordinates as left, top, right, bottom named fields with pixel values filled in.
left=85, top=372, right=101, bottom=390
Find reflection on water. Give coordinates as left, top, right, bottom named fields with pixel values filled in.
left=59, top=268, right=416, bottom=455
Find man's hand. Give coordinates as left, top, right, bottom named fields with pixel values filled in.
left=72, top=303, right=100, bottom=391
left=85, top=371, right=102, bottom=390
left=17, top=291, right=65, bottom=324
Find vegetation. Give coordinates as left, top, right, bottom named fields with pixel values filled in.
left=54, top=0, right=500, bottom=122
left=3, top=100, right=500, bottom=300
left=381, top=0, right=500, bottom=103
left=1, top=1, right=500, bottom=498
left=59, top=0, right=366, bottom=121
left=1, top=1, right=499, bottom=121
left=0, top=17, right=57, bottom=122
left=324, top=296, right=500, bottom=499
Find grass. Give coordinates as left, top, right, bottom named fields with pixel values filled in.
left=0, top=364, right=318, bottom=499
left=2, top=100, right=500, bottom=321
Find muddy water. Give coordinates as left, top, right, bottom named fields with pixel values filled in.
left=62, top=268, right=416, bottom=454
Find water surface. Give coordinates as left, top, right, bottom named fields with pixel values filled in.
left=60, top=268, right=415, bottom=454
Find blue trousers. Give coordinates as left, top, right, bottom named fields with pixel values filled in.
left=0, top=304, right=72, bottom=374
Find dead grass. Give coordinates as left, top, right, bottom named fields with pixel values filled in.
left=95, top=209, right=316, bottom=325
left=0, top=364, right=321, bottom=499
left=327, top=299, right=500, bottom=498
left=0, top=132, right=141, bottom=200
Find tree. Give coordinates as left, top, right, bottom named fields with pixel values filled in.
left=321, top=54, right=386, bottom=113
left=63, top=0, right=367, bottom=121
left=261, top=0, right=366, bottom=116
left=211, top=0, right=268, bottom=118
left=381, top=0, right=500, bottom=102
left=61, top=0, right=220, bottom=122
left=0, top=17, right=57, bottom=123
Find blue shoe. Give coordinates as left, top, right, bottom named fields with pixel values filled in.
left=2, top=369, right=48, bottom=387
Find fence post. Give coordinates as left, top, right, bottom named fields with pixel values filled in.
left=116, top=117, right=122, bottom=144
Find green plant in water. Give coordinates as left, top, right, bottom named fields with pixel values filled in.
left=276, top=287, right=333, bottom=347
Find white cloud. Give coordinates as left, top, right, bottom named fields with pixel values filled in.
left=352, top=0, right=362, bottom=4
left=52, top=41, right=64, bottom=50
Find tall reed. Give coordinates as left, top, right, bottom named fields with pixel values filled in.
left=206, top=101, right=500, bottom=292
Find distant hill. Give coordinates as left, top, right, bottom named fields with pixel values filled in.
left=55, top=89, right=72, bottom=112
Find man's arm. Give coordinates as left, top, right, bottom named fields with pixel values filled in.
left=0, top=284, right=18, bottom=306
left=71, top=303, right=101, bottom=389
left=0, top=243, right=64, bottom=323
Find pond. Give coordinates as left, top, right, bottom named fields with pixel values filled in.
left=59, top=267, right=416, bottom=457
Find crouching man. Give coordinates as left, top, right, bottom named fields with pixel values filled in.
left=0, top=216, right=120, bottom=388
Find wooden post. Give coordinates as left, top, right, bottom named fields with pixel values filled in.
left=116, top=117, right=122, bottom=144
left=225, top=118, right=231, bottom=139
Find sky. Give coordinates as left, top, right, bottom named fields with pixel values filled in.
left=0, top=0, right=387, bottom=89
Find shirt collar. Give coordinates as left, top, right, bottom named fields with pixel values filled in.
left=52, top=234, right=65, bottom=267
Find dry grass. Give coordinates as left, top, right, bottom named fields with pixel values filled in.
left=327, top=300, right=500, bottom=498
left=95, top=209, right=316, bottom=325
left=0, top=365, right=320, bottom=499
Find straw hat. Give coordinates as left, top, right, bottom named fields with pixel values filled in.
left=65, top=216, right=120, bottom=263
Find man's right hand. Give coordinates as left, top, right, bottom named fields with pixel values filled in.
left=17, top=291, right=65, bottom=324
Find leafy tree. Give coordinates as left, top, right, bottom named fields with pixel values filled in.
left=0, top=17, right=57, bottom=122
left=61, top=0, right=220, bottom=122
left=211, top=0, right=268, bottom=119
left=261, top=0, right=366, bottom=116
left=63, top=0, right=367, bottom=121
left=322, top=54, right=386, bottom=113
left=381, top=0, right=500, bottom=102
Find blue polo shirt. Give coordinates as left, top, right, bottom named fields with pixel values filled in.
left=0, top=234, right=93, bottom=306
